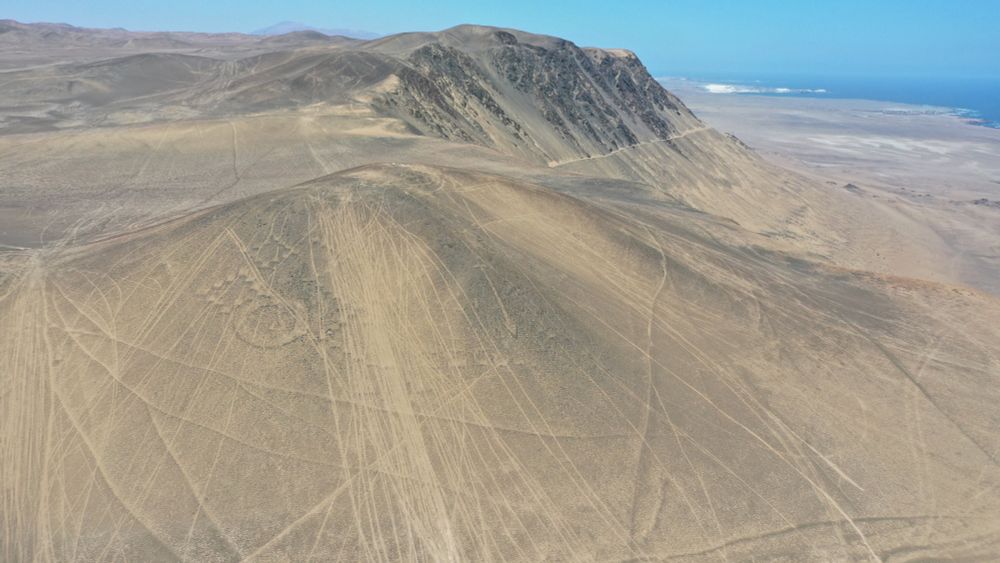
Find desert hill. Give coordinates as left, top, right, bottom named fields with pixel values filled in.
left=5, top=163, right=1000, bottom=560
left=1, top=21, right=1000, bottom=561
left=0, top=24, right=896, bottom=278
left=5, top=21, right=985, bottom=294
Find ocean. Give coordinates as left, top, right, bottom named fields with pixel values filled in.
left=669, top=73, right=1000, bottom=129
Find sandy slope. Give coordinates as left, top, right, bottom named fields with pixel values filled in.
left=1, top=21, right=999, bottom=562
left=4, top=164, right=1000, bottom=560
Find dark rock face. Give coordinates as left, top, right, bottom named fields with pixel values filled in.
left=492, top=30, right=518, bottom=45
left=392, top=43, right=527, bottom=145
left=375, top=33, right=699, bottom=161
left=584, top=49, right=688, bottom=137
left=373, top=42, right=540, bottom=150
left=380, top=62, right=485, bottom=143
left=492, top=41, right=640, bottom=152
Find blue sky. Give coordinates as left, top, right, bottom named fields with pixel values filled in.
left=6, top=0, right=1000, bottom=79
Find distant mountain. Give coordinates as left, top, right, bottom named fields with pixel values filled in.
left=251, top=20, right=379, bottom=39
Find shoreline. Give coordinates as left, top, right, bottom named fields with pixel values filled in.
left=662, top=77, right=1000, bottom=295
left=658, top=76, right=1000, bottom=130
left=660, top=78, right=1000, bottom=200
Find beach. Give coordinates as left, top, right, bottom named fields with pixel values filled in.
left=661, top=78, right=1000, bottom=200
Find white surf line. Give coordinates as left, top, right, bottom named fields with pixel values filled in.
left=547, top=126, right=710, bottom=167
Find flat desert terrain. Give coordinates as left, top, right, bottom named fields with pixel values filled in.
left=661, top=79, right=1000, bottom=294
left=2, top=20, right=999, bottom=561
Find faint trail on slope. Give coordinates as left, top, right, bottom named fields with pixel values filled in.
left=547, top=127, right=710, bottom=167
left=0, top=260, right=54, bottom=562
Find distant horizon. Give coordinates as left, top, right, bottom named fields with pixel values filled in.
left=5, top=0, right=999, bottom=81
left=8, top=15, right=1000, bottom=83
left=9, top=15, right=1000, bottom=84
left=659, top=73, right=1000, bottom=130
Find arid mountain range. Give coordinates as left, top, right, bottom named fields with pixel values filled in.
left=2, top=20, right=999, bottom=561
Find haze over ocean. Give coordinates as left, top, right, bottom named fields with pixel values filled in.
left=665, top=73, right=1000, bottom=128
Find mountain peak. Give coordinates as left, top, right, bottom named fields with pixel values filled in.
left=251, top=20, right=379, bottom=39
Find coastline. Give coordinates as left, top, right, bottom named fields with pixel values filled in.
left=662, top=77, right=1000, bottom=294
left=658, top=75, right=1000, bottom=130
left=660, top=77, right=1000, bottom=200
